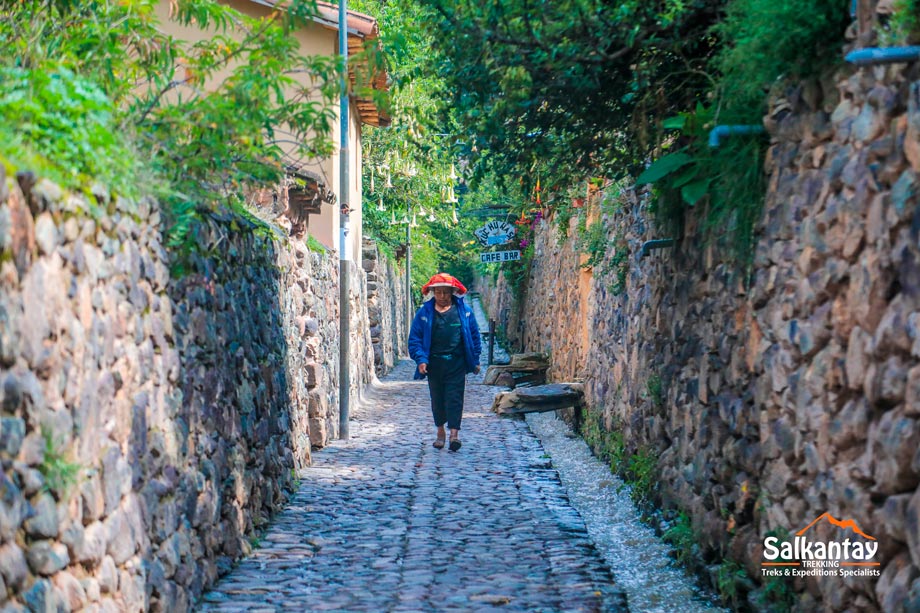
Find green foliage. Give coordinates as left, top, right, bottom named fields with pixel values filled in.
left=878, top=0, right=920, bottom=45
left=756, top=575, right=796, bottom=613
left=0, top=66, right=142, bottom=197
left=403, top=0, right=853, bottom=272
left=623, top=446, right=659, bottom=507
left=576, top=218, right=629, bottom=295
left=714, top=0, right=850, bottom=115
left=420, top=0, right=720, bottom=189
left=1, top=0, right=341, bottom=246
left=554, top=204, right=576, bottom=245
left=502, top=240, right=535, bottom=305
left=662, top=511, right=696, bottom=565
left=576, top=218, right=608, bottom=271
left=39, top=428, right=81, bottom=500
left=645, top=373, right=664, bottom=409
left=352, top=0, right=486, bottom=292
left=641, top=104, right=767, bottom=258
left=716, top=559, right=749, bottom=609
left=305, top=234, right=328, bottom=254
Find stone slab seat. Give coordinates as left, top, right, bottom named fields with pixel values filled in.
left=490, top=383, right=585, bottom=417
left=483, top=352, right=551, bottom=388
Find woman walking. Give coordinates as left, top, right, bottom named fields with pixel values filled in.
left=408, top=273, right=482, bottom=451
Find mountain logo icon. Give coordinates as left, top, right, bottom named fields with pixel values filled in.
left=795, top=512, right=875, bottom=541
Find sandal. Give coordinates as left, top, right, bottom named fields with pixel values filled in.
left=433, top=437, right=445, bottom=449
left=449, top=438, right=462, bottom=452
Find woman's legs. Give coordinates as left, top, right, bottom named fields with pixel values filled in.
left=427, top=363, right=447, bottom=427
left=441, top=359, right=467, bottom=449
left=427, top=358, right=448, bottom=447
left=428, top=357, right=466, bottom=449
left=443, top=367, right=466, bottom=430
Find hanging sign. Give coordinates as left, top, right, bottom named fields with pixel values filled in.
left=480, top=250, right=521, bottom=263
left=474, top=221, right=516, bottom=246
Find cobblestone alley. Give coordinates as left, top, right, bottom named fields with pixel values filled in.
left=197, top=356, right=629, bottom=612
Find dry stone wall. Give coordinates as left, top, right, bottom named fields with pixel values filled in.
left=362, top=239, right=408, bottom=376
left=480, top=61, right=920, bottom=612
left=0, top=170, right=400, bottom=611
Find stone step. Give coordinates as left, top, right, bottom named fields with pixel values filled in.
left=491, top=383, right=585, bottom=416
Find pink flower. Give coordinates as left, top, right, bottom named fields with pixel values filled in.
left=520, top=239, right=530, bottom=248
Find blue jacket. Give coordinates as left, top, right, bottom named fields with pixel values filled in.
left=408, top=297, right=482, bottom=380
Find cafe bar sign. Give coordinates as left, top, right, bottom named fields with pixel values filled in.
left=480, top=250, right=521, bottom=263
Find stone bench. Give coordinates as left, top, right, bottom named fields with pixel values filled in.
left=483, top=352, right=550, bottom=388
left=490, top=383, right=585, bottom=428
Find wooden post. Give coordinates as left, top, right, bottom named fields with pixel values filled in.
left=488, top=319, right=495, bottom=365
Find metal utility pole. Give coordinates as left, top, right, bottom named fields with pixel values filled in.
left=405, top=208, right=412, bottom=336
left=338, top=0, right=350, bottom=440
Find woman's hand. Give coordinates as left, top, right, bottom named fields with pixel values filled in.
left=419, top=363, right=428, bottom=375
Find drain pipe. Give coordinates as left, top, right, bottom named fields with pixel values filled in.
left=845, top=46, right=920, bottom=65
left=708, top=125, right=766, bottom=148
left=639, top=238, right=675, bottom=259
left=338, top=0, right=351, bottom=440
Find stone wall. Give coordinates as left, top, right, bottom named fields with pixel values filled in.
left=0, top=169, right=401, bottom=611
left=363, top=239, right=408, bottom=375
left=480, top=59, right=920, bottom=613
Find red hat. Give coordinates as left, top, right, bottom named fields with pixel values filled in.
left=422, top=273, right=467, bottom=299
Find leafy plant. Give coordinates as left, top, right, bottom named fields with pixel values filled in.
left=305, top=234, right=328, bottom=254
left=716, top=559, right=749, bottom=609
left=39, top=427, right=81, bottom=500
left=714, top=0, right=850, bottom=115
left=1, top=0, right=343, bottom=246
left=0, top=66, right=143, bottom=199
left=638, top=104, right=767, bottom=259
left=757, top=574, right=796, bottom=613
left=623, top=446, right=659, bottom=506
left=662, top=511, right=696, bottom=565
left=878, top=0, right=920, bottom=45
left=645, top=374, right=664, bottom=409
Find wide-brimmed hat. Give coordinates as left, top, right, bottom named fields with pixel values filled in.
left=422, top=272, right=468, bottom=299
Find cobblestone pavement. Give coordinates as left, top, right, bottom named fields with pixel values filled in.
left=198, top=357, right=629, bottom=612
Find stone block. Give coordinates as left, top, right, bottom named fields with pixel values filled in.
left=0, top=543, right=28, bottom=589
left=304, top=363, right=323, bottom=389
left=905, top=366, right=920, bottom=416
left=7, top=180, right=35, bottom=280
left=26, top=541, right=69, bottom=576
left=872, top=409, right=920, bottom=495
left=78, top=521, right=107, bottom=565
left=81, top=470, right=105, bottom=523
left=119, top=569, right=145, bottom=613
left=0, top=416, right=25, bottom=458
left=24, top=493, right=58, bottom=539
left=22, top=578, right=55, bottom=613
left=101, top=447, right=131, bottom=516
left=104, top=510, right=135, bottom=565
left=880, top=493, right=913, bottom=544
left=98, top=556, right=117, bottom=594
left=846, top=326, right=870, bottom=390
left=33, top=213, right=58, bottom=256
left=14, top=463, right=44, bottom=497
left=876, top=552, right=919, bottom=613
left=0, top=472, right=25, bottom=543
left=308, top=418, right=327, bottom=448
left=54, top=571, right=87, bottom=611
